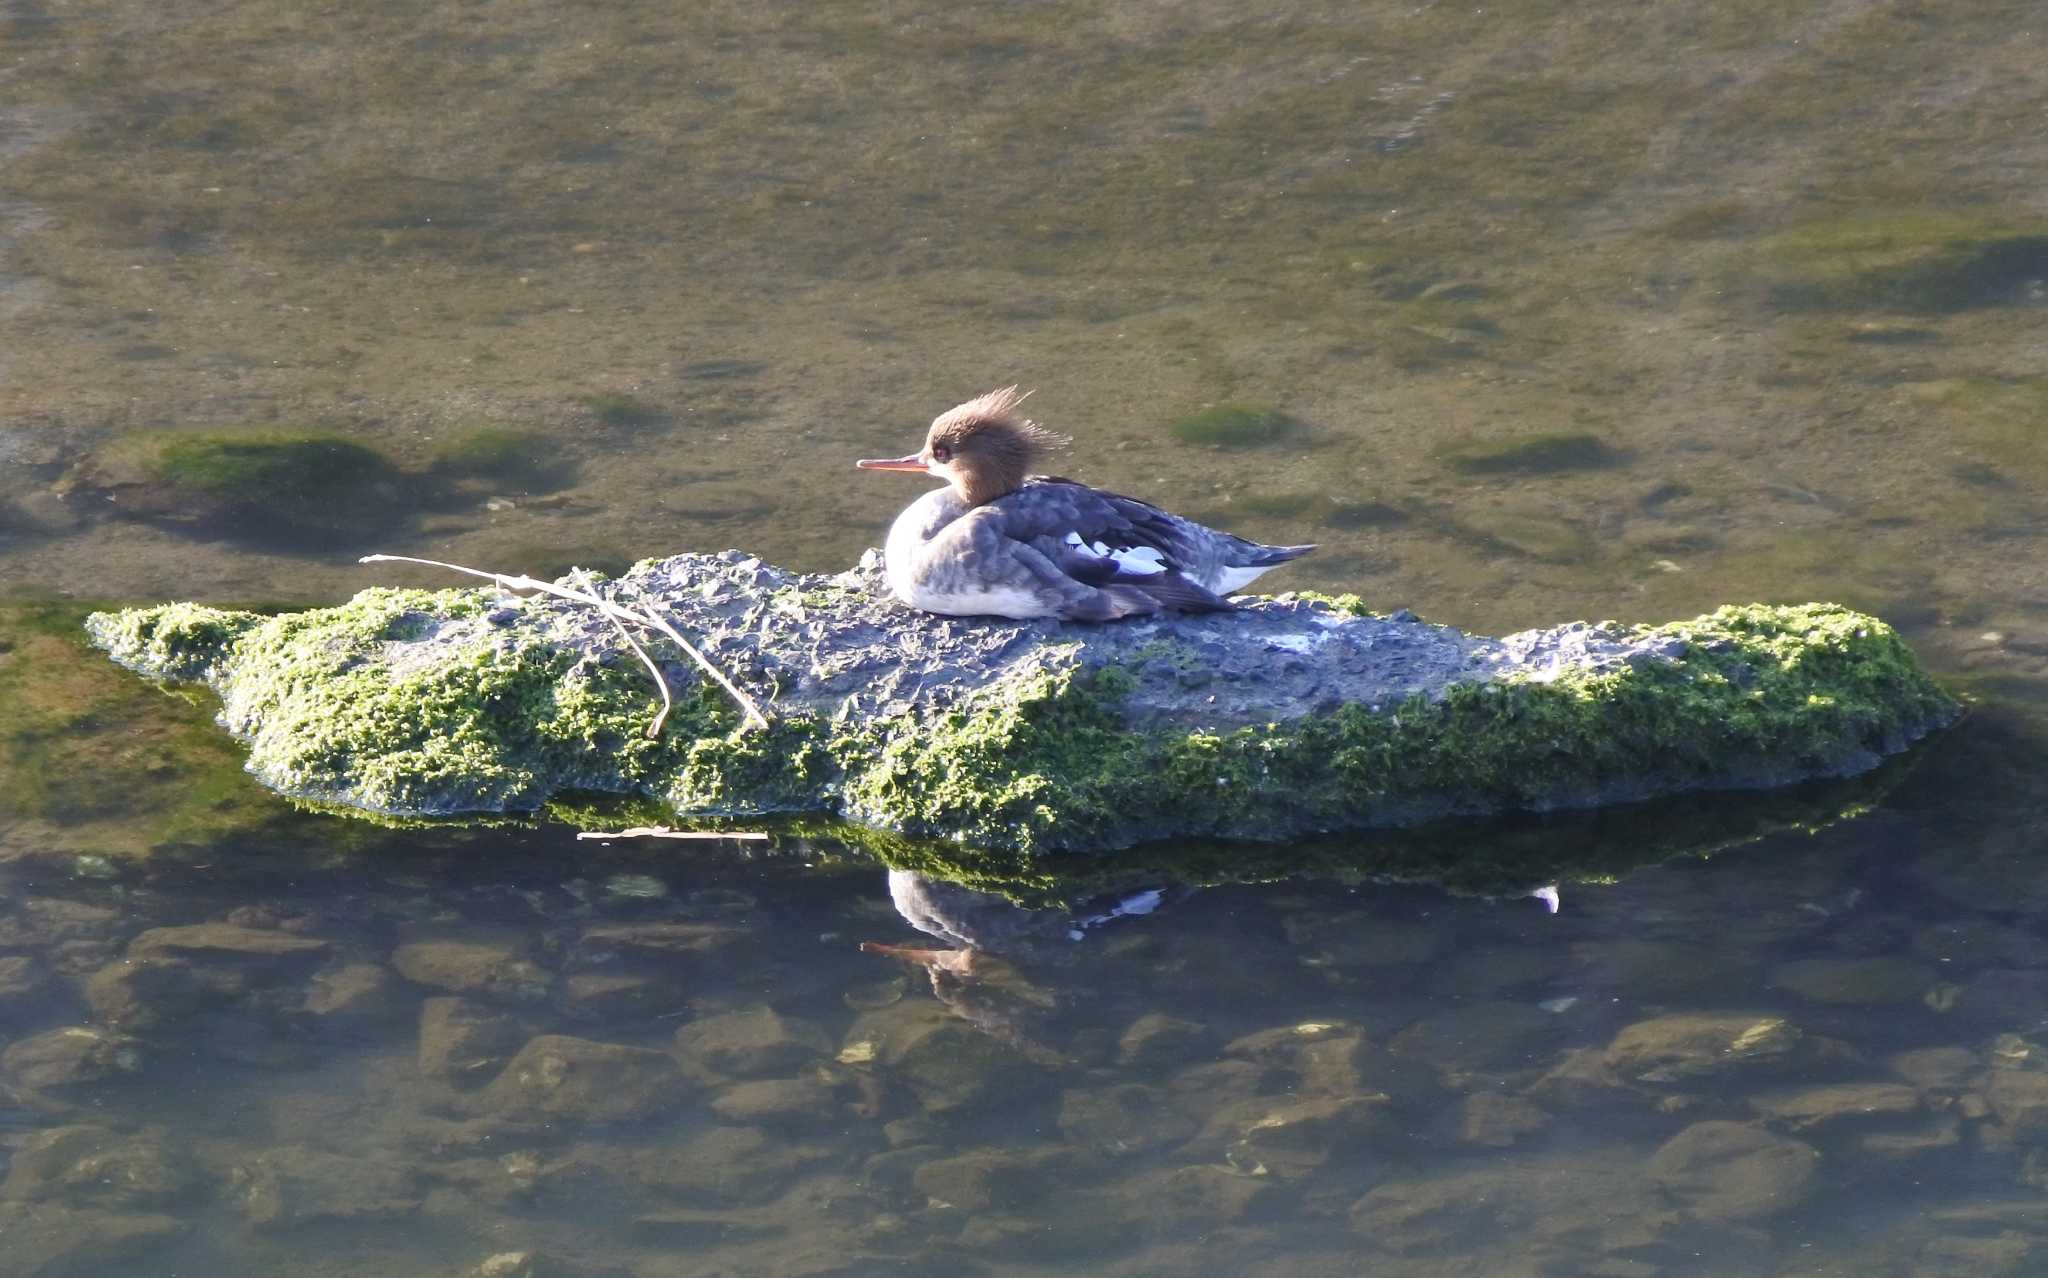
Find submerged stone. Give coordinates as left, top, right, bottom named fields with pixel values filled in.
left=1645, top=1120, right=1820, bottom=1222
left=391, top=935, right=551, bottom=1004
left=707, top=1075, right=843, bottom=1129
left=672, top=1007, right=833, bottom=1079
left=1604, top=1013, right=1812, bottom=1084
left=479, top=1035, right=689, bottom=1122
left=0, top=1202, right=188, bottom=1276
left=1, top=1026, right=145, bottom=1094
left=83, top=549, right=1957, bottom=856
left=230, top=1145, right=422, bottom=1229
left=416, top=997, right=534, bottom=1089
left=1747, top=1082, right=1921, bottom=1133
left=0, top=1124, right=194, bottom=1210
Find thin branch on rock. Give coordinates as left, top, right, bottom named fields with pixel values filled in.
left=572, top=568, right=673, bottom=739
left=574, top=827, right=769, bottom=842
left=358, top=553, right=771, bottom=733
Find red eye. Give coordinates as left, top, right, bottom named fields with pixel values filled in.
left=931, top=445, right=952, bottom=463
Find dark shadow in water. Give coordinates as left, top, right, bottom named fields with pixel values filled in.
left=76, top=452, right=584, bottom=555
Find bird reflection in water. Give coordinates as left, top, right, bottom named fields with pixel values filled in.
left=859, top=870, right=1185, bottom=1059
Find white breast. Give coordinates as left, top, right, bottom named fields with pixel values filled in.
left=882, top=489, right=1052, bottom=618
left=882, top=489, right=961, bottom=602
left=904, top=582, right=1052, bottom=619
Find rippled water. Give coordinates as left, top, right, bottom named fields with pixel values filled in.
left=4, top=0, right=2048, bottom=1274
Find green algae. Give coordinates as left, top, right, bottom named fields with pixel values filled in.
left=424, top=426, right=553, bottom=479
left=1753, top=211, right=2048, bottom=314
left=145, top=430, right=395, bottom=499
left=1380, top=297, right=1505, bottom=369
left=1189, top=493, right=1407, bottom=532
left=1659, top=201, right=1750, bottom=241
left=1906, top=378, right=2048, bottom=490
left=576, top=393, right=662, bottom=428
left=67, top=427, right=417, bottom=549
left=817, top=603, right=1953, bottom=852
left=90, top=588, right=708, bottom=814
left=0, top=604, right=297, bottom=854
left=1230, top=491, right=1320, bottom=519
left=86, top=588, right=1956, bottom=856
left=1451, top=508, right=1601, bottom=565
left=858, top=755, right=1920, bottom=908
left=1167, top=405, right=1296, bottom=448
left=84, top=601, right=265, bottom=682
left=1436, top=433, right=1623, bottom=476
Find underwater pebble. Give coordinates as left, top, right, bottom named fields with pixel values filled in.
left=1605, top=1013, right=1809, bottom=1083
left=391, top=935, right=552, bottom=1004
left=1, top=1026, right=144, bottom=1093
left=601, top=873, right=668, bottom=900
left=417, top=997, right=533, bottom=1089
left=0, top=1123, right=193, bottom=1209
left=1646, top=1121, right=1819, bottom=1222
left=478, top=1035, right=690, bottom=1122
left=1747, top=1082, right=1922, bottom=1132
left=675, top=1007, right=833, bottom=1078
left=231, top=1145, right=422, bottom=1229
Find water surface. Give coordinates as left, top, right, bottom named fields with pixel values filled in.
left=3, top=0, right=2048, bottom=1274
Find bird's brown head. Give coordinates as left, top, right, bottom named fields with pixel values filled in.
left=856, top=386, right=1069, bottom=506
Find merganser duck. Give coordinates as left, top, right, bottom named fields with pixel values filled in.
left=855, top=387, right=1316, bottom=621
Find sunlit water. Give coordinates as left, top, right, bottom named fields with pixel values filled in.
left=4, top=0, right=2048, bottom=1274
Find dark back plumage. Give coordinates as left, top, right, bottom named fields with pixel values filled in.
left=865, top=388, right=1316, bottom=621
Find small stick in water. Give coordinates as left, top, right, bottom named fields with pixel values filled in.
left=575, top=827, right=769, bottom=841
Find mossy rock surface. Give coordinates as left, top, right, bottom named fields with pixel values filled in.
left=85, top=551, right=1958, bottom=855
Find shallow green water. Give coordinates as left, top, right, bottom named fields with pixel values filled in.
left=3, top=0, right=2048, bottom=1274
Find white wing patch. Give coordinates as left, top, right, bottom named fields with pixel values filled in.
left=1063, top=530, right=1167, bottom=577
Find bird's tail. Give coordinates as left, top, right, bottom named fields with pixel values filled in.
left=1099, top=573, right=1235, bottom=619
left=1246, top=542, right=1317, bottom=566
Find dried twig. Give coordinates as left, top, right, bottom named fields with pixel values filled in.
left=358, top=553, right=771, bottom=733
left=572, top=568, right=673, bottom=739
left=575, top=827, right=769, bottom=841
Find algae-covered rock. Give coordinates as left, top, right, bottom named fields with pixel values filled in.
left=83, top=548, right=1956, bottom=855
